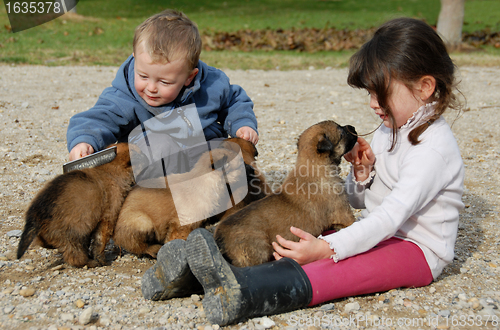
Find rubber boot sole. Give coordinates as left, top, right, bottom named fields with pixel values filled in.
left=185, top=228, right=242, bottom=326
left=141, top=239, right=202, bottom=300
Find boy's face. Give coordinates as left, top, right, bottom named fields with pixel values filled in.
left=134, top=48, right=198, bottom=107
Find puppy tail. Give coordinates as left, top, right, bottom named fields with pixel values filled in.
left=17, top=214, right=40, bottom=260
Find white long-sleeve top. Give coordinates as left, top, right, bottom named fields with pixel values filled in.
left=320, top=103, right=465, bottom=279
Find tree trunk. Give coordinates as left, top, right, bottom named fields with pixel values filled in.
left=437, top=0, right=465, bottom=51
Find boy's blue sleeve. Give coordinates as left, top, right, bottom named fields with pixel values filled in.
left=222, top=83, right=258, bottom=138
left=66, top=87, right=140, bottom=152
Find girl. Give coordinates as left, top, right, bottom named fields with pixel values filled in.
left=144, top=17, right=465, bottom=326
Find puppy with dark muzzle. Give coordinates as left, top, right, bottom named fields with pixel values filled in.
left=17, top=143, right=135, bottom=268
left=112, top=138, right=270, bottom=258
left=214, top=121, right=357, bottom=267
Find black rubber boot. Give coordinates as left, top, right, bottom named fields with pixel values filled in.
left=141, top=239, right=203, bottom=300
left=185, top=228, right=312, bottom=326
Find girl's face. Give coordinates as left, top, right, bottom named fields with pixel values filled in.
left=369, top=79, right=425, bottom=128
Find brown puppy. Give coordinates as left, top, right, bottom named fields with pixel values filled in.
left=215, top=138, right=271, bottom=221
left=17, top=143, right=135, bottom=268
left=113, top=138, right=267, bottom=258
left=214, top=121, right=357, bottom=267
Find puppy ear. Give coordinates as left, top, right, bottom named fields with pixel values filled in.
left=244, top=163, right=256, bottom=177
left=317, top=134, right=334, bottom=154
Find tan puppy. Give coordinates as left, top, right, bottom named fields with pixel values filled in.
left=215, top=138, right=271, bottom=221
left=113, top=138, right=268, bottom=258
left=214, top=121, right=357, bottom=267
left=17, top=143, right=135, bottom=268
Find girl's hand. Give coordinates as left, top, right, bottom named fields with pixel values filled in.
left=272, top=226, right=334, bottom=265
left=236, top=126, right=259, bottom=145
left=69, top=143, right=94, bottom=161
left=343, top=137, right=375, bottom=182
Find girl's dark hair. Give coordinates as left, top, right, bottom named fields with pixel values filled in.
left=347, top=17, right=460, bottom=150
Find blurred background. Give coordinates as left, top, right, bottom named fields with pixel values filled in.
left=0, top=0, right=499, bottom=69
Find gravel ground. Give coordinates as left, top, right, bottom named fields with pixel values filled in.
left=0, top=64, right=499, bottom=330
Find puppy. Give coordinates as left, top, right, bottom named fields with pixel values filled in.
left=215, top=138, right=271, bottom=221
left=214, top=121, right=357, bottom=267
left=113, top=138, right=266, bottom=258
left=17, top=143, right=135, bottom=268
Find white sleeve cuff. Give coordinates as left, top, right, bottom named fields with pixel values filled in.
left=353, top=168, right=376, bottom=186
left=318, top=235, right=340, bottom=263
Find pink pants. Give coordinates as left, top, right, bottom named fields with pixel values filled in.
left=302, top=237, right=433, bottom=306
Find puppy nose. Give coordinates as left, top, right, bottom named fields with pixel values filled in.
left=345, top=125, right=357, bottom=136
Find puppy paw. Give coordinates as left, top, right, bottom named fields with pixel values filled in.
left=86, top=259, right=102, bottom=268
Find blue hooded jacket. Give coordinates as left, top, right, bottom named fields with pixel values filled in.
left=66, top=55, right=258, bottom=152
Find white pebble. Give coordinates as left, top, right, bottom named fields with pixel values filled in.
left=139, top=307, right=150, bottom=314
left=100, top=317, right=111, bottom=326
left=6, top=230, right=22, bottom=238
left=320, top=302, right=335, bottom=310
left=344, top=302, right=360, bottom=313
left=3, top=306, right=15, bottom=314
left=260, top=316, right=275, bottom=328
left=79, top=307, right=94, bottom=325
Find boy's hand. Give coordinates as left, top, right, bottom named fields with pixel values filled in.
left=272, top=226, right=334, bottom=265
left=69, top=143, right=94, bottom=161
left=343, top=137, right=375, bottom=182
left=236, top=126, right=259, bottom=145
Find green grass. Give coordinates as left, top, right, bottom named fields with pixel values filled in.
left=0, top=0, right=499, bottom=69
left=464, top=0, right=500, bottom=32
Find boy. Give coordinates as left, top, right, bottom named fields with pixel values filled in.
left=67, top=9, right=258, bottom=161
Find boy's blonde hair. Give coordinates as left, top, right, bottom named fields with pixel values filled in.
left=133, top=9, right=202, bottom=70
